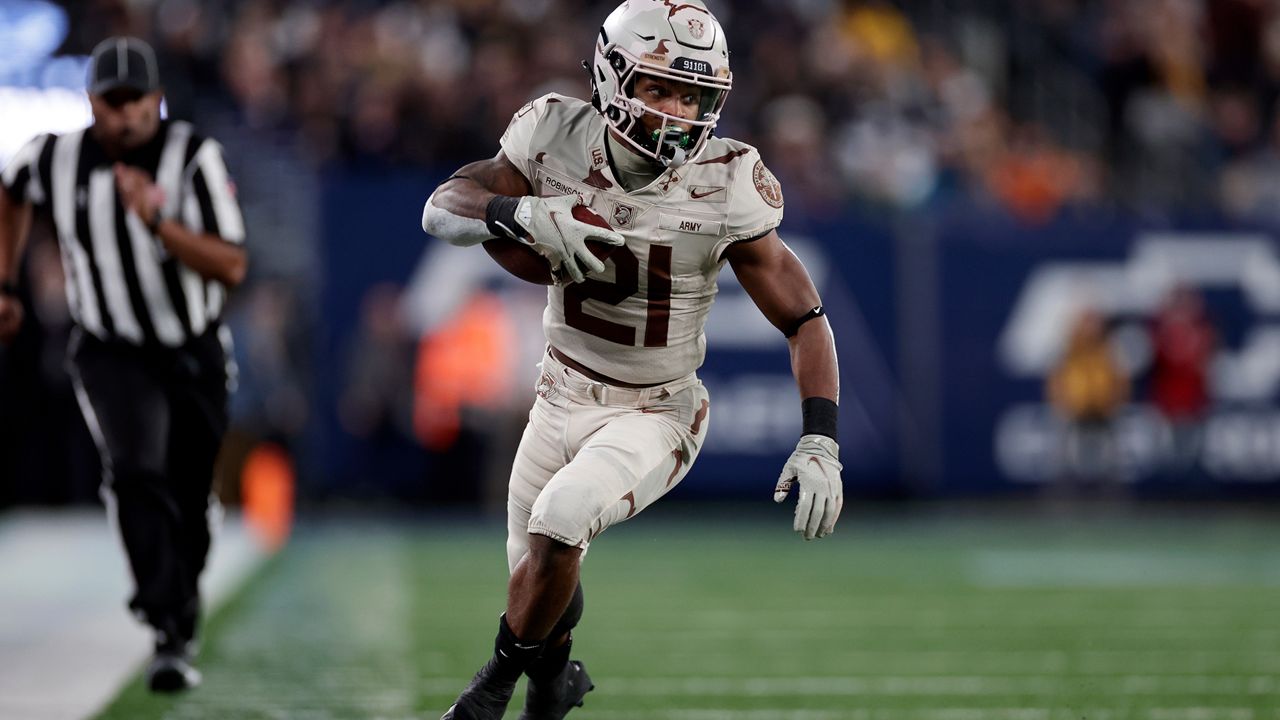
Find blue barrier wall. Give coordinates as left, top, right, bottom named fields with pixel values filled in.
left=318, top=172, right=1280, bottom=500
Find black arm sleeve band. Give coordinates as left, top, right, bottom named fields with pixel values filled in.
left=802, top=397, right=838, bottom=440
left=784, top=305, right=826, bottom=338
left=485, top=195, right=523, bottom=239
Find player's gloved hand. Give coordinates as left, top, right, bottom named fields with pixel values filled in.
left=501, top=194, right=624, bottom=283
left=773, top=434, right=843, bottom=540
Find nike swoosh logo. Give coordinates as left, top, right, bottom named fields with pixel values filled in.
left=634, top=32, right=656, bottom=40
left=689, top=187, right=724, bottom=199
left=547, top=211, right=568, bottom=239
left=807, top=456, right=829, bottom=478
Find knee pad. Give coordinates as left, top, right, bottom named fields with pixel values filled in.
left=550, top=582, right=584, bottom=638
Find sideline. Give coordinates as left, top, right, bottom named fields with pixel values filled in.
left=0, top=509, right=269, bottom=720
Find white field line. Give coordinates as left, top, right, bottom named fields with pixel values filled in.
left=416, top=675, right=1280, bottom=697
left=672, top=622, right=1280, bottom=632
left=535, top=649, right=1280, bottom=674
left=583, top=710, right=1273, bottom=720
left=609, top=609, right=1280, bottom=632
left=971, top=549, right=1280, bottom=587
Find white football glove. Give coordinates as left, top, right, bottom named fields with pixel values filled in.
left=507, top=195, right=624, bottom=283
left=773, top=434, right=844, bottom=540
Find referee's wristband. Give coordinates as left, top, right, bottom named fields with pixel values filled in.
left=801, top=397, right=838, bottom=440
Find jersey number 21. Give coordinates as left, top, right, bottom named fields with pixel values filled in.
left=565, top=244, right=672, bottom=348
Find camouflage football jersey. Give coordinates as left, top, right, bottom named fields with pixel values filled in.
left=500, top=93, right=785, bottom=385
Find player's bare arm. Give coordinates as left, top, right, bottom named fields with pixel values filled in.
left=723, top=230, right=838, bottom=402
left=0, top=185, right=33, bottom=341
left=422, top=150, right=622, bottom=282
left=421, top=152, right=532, bottom=246
left=725, top=230, right=844, bottom=540
left=114, top=164, right=247, bottom=287
left=431, top=152, right=534, bottom=220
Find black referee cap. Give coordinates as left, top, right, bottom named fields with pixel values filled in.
left=88, top=37, right=160, bottom=95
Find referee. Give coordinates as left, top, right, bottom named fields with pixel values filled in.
left=0, top=37, right=246, bottom=692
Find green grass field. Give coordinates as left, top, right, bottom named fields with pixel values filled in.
left=96, top=507, right=1280, bottom=719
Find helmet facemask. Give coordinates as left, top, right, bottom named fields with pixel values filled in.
left=615, top=66, right=728, bottom=168
left=588, top=1, right=732, bottom=169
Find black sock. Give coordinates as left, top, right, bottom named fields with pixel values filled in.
left=526, top=634, right=572, bottom=681
left=490, top=614, right=544, bottom=683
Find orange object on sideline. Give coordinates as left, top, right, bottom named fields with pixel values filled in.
left=414, top=292, right=515, bottom=450
left=241, top=442, right=295, bottom=550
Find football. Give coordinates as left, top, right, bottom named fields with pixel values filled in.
left=483, top=204, right=619, bottom=285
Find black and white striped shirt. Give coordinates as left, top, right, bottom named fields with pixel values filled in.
left=1, top=120, right=245, bottom=348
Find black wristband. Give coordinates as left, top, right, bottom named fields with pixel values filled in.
left=0, top=281, right=16, bottom=298
left=485, top=195, right=523, bottom=239
left=801, top=397, right=838, bottom=440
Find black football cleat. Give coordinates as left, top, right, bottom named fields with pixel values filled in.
left=146, top=650, right=202, bottom=693
left=518, top=660, right=594, bottom=720
left=441, top=658, right=519, bottom=720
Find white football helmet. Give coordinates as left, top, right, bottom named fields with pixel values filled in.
left=588, top=0, right=732, bottom=168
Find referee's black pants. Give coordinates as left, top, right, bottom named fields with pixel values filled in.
left=68, top=326, right=229, bottom=649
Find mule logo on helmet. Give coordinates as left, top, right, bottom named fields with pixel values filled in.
left=688, top=19, right=705, bottom=39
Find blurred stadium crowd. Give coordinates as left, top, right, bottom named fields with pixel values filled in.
left=7, top=0, right=1280, bottom=506
left=60, top=0, right=1280, bottom=223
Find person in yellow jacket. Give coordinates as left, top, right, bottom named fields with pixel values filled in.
left=1047, top=309, right=1131, bottom=483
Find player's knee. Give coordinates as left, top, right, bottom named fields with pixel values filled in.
left=526, top=531, right=580, bottom=568
left=528, top=483, right=602, bottom=547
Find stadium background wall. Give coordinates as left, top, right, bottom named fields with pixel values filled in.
left=309, top=173, right=1280, bottom=501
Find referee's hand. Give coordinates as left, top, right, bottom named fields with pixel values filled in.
left=0, top=295, right=22, bottom=343
left=114, top=163, right=164, bottom=226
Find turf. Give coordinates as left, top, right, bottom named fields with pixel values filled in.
left=94, top=507, right=1280, bottom=720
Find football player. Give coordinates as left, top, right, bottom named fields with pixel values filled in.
left=420, top=2, right=842, bottom=718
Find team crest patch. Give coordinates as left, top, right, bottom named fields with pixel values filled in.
left=688, top=18, right=705, bottom=39
left=752, top=160, right=784, bottom=208
left=612, top=202, right=635, bottom=228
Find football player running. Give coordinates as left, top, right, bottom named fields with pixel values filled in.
left=420, top=2, right=842, bottom=718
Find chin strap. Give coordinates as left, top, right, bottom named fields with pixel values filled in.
left=662, top=145, right=687, bottom=168
left=653, top=127, right=691, bottom=168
